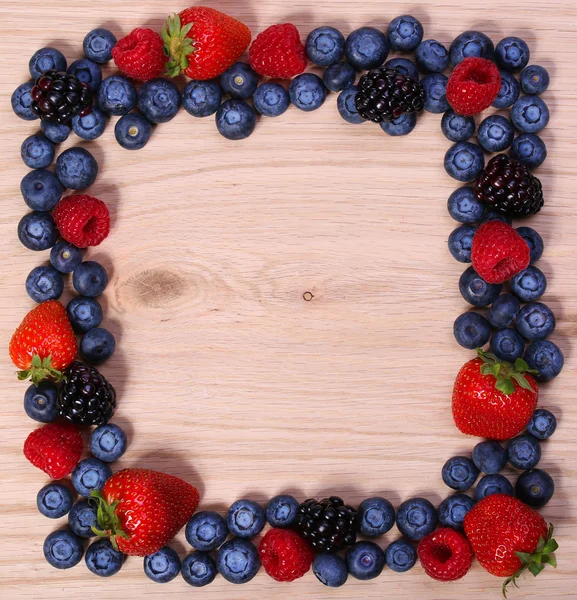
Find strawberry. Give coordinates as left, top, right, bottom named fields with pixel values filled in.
left=112, top=28, right=166, bottom=82
left=417, top=528, right=473, bottom=582
left=249, top=24, right=307, bottom=79
left=446, top=57, right=501, bottom=116
left=9, top=300, right=77, bottom=384
left=90, top=468, right=200, bottom=556
left=162, top=7, right=251, bottom=80
left=452, top=349, right=538, bottom=440
left=464, top=494, right=558, bottom=596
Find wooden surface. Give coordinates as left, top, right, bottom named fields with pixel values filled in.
left=1, top=1, right=576, bottom=598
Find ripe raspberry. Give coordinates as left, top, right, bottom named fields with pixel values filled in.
left=249, top=24, right=307, bottom=79
left=112, top=28, right=166, bottom=82
left=417, top=527, right=473, bottom=581
left=259, top=528, right=313, bottom=582
left=472, top=221, right=530, bottom=284
left=24, top=422, right=84, bottom=479
left=53, top=194, right=110, bottom=248
left=446, top=57, right=501, bottom=116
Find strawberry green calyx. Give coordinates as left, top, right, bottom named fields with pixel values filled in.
left=17, top=354, right=63, bottom=385
left=502, top=524, right=558, bottom=597
left=89, top=490, right=130, bottom=551
left=477, top=348, right=538, bottom=395
left=162, top=14, right=194, bottom=77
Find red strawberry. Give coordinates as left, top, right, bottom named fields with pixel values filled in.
left=464, top=494, right=558, bottom=595
left=162, top=7, right=251, bottom=79
left=24, top=422, right=83, bottom=479
left=259, top=528, right=313, bottom=582
left=9, top=300, right=77, bottom=384
left=472, top=220, right=530, bottom=284
left=53, top=194, right=110, bottom=248
left=452, top=349, right=538, bottom=440
left=418, top=528, right=473, bottom=582
left=112, top=28, right=166, bottom=81
left=91, top=468, right=200, bottom=556
left=249, top=24, right=307, bottom=79
left=446, top=57, right=501, bottom=116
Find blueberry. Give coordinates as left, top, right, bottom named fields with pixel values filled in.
left=185, top=511, right=228, bottom=551
left=50, top=241, right=83, bottom=273
left=481, top=210, right=513, bottom=225
left=492, top=70, right=521, bottom=109
left=83, top=28, right=117, bottom=64
left=474, top=474, right=513, bottom=501
left=182, top=80, right=222, bottom=118
left=42, top=121, right=71, bottom=143
left=55, top=147, right=98, bottom=190
left=416, top=39, right=449, bottom=73
left=488, top=293, right=520, bottom=328
left=266, top=494, right=299, bottom=528
left=306, top=26, right=345, bottom=66
left=515, top=469, right=554, bottom=507
left=490, top=328, right=526, bottom=362
left=24, top=381, right=59, bottom=422
left=226, top=499, right=265, bottom=538
left=520, top=65, right=550, bottom=95
left=219, top=62, right=258, bottom=100
left=358, top=496, right=395, bottom=536
left=395, top=497, right=437, bottom=540
left=313, top=553, right=348, bottom=586
left=289, top=73, right=326, bottom=112
left=26, top=265, right=64, bottom=303
left=72, top=106, right=107, bottom=140
left=442, top=456, right=479, bottom=491
left=90, top=423, right=127, bottom=462
left=144, top=546, right=181, bottom=583
left=385, top=538, right=417, bottom=572
left=447, top=186, right=485, bottom=223
left=11, top=81, right=38, bottom=121
left=18, top=211, right=58, bottom=251
left=495, top=37, right=530, bottom=72
left=68, top=499, right=97, bottom=538
left=215, top=99, right=256, bottom=140
left=510, top=266, right=547, bottom=302
left=73, top=261, right=108, bottom=297
left=81, top=327, right=116, bottom=365
left=29, top=47, right=67, bottom=79
left=43, top=529, right=84, bottom=569
left=182, top=551, right=218, bottom=587
left=516, top=302, right=556, bottom=341
left=97, top=75, right=137, bottom=115
left=388, top=15, right=423, bottom=52
left=384, top=58, right=419, bottom=80
left=441, top=110, right=476, bottom=142
left=253, top=83, right=290, bottom=117
left=517, top=227, right=544, bottom=265
left=473, top=440, right=507, bottom=474
left=20, top=169, right=63, bottom=211
left=345, top=27, right=389, bottom=70
left=459, top=266, right=502, bottom=307
left=85, top=539, right=124, bottom=577
left=216, top=538, right=260, bottom=584
left=71, top=458, right=112, bottom=497
left=421, top=73, right=449, bottom=113
left=453, top=311, right=491, bottom=349
left=511, top=134, right=547, bottom=170
left=448, top=224, right=476, bottom=263
left=345, top=541, right=385, bottom=580
left=438, top=494, right=475, bottom=531
left=67, top=296, right=103, bottom=333
left=449, top=30, right=495, bottom=67
left=444, top=142, right=484, bottom=182
left=507, top=434, right=541, bottom=470
left=323, top=62, right=356, bottom=92
left=337, top=86, right=365, bottom=124
left=67, top=58, right=102, bottom=91
left=477, top=115, right=514, bottom=152
left=37, top=483, right=74, bottom=518
left=21, top=134, right=55, bottom=169
left=380, top=112, right=417, bottom=136
left=138, top=78, right=181, bottom=124
left=511, top=95, right=550, bottom=134
left=525, top=340, right=564, bottom=381
left=114, top=113, right=153, bottom=150
left=527, top=408, right=557, bottom=440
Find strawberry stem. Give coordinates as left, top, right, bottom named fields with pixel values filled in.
left=17, top=354, right=63, bottom=385
left=89, top=490, right=130, bottom=550
left=162, top=13, right=195, bottom=77
left=477, top=348, right=537, bottom=395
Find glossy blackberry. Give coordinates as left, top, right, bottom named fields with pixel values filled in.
left=58, top=362, right=116, bottom=426
left=30, top=70, right=93, bottom=124
left=474, top=154, right=544, bottom=217
left=355, top=67, right=425, bottom=123
left=295, top=496, right=358, bottom=553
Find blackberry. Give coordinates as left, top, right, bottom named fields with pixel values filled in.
left=474, top=154, right=544, bottom=217
left=30, top=70, right=93, bottom=124
left=295, top=496, right=358, bottom=553
left=355, top=67, right=425, bottom=123
left=59, top=362, right=116, bottom=426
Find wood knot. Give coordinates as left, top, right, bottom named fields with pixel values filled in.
left=121, top=268, right=188, bottom=309
left=303, top=291, right=314, bottom=302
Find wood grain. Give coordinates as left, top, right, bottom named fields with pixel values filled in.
left=1, top=1, right=576, bottom=598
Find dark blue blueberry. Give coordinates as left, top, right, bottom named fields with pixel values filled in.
left=21, top=134, right=55, bottom=169
left=71, top=458, right=112, bottom=497
left=216, top=539, right=260, bottom=584
left=20, top=169, right=63, bottom=211
left=385, top=538, right=417, bottom=572
left=182, top=80, right=222, bottom=118
left=459, top=266, right=503, bottom=306
left=449, top=30, right=495, bottom=67
left=306, top=26, right=345, bottom=66
left=56, top=147, right=98, bottom=190
left=453, top=311, right=491, bottom=349
left=81, top=327, right=116, bottom=365
left=83, top=28, right=117, bottom=63
left=511, top=134, right=547, bottom=170
left=90, top=423, right=127, bottom=463
left=68, top=499, right=97, bottom=538
left=511, top=95, right=550, bottom=134
left=337, top=86, right=365, bottom=124
left=323, top=62, right=356, bottom=92
left=26, top=265, right=64, bottom=303
left=388, top=15, right=423, bottom=51
left=516, top=302, right=555, bottom=341
left=515, top=469, right=554, bottom=507
left=266, top=494, right=299, bottom=528
left=421, top=73, right=449, bottom=113
left=395, top=497, right=437, bottom=540
left=24, top=381, right=59, bottom=422
left=37, top=483, right=74, bottom=518
left=495, top=37, right=530, bottom=72
left=18, top=211, right=58, bottom=251
left=253, top=82, right=290, bottom=117
left=510, top=266, right=547, bottom=302
left=448, top=224, right=476, bottom=262
left=345, top=27, right=389, bottom=70
left=85, top=539, right=124, bottom=577
left=442, top=456, right=479, bottom=491
left=525, top=340, right=564, bottom=381
left=114, top=113, right=153, bottom=150
left=72, top=107, right=107, bottom=140
left=41, top=121, right=71, bottom=143
left=384, top=58, right=419, bottom=80
left=490, top=328, right=526, bottom=362
left=67, top=58, right=102, bottom=91
left=29, top=47, right=67, bottom=78
left=416, top=39, right=449, bottom=73
left=474, top=474, right=513, bottom=501
left=345, top=541, right=385, bottom=580
left=138, top=78, right=181, bottom=124
left=527, top=408, right=557, bottom=440
left=43, top=529, right=83, bottom=569
left=215, top=99, right=256, bottom=140
left=50, top=241, right=83, bottom=273
left=447, top=186, right=485, bottom=223
left=73, top=261, right=108, bottom=297
left=520, top=65, right=550, bottom=95
left=441, top=110, right=475, bottom=142
left=438, top=494, right=475, bottom=531
left=312, top=553, right=348, bottom=586
left=473, top=440, right=507, bottom=474
left=185, top=510, right=228, bottom=551
left=220, top=62, right=259, bottom=99
left=380, top=112, right=417, bottom=136
left=182, top=552, right=217, bottom=587
left=289, top=73, right=326, bottom=111
left=226, top=499, right=265, bottom=538
left=492, top=70, right=520, bottom=108
left=144, top=546, right=181, bottom=583
left=516, top=226, right=544, bottom=264
left=67, top=296, right=103, bottom=333
left=488, top=293, right=521, bottom=328
left=507, top=434, right=541, bottom=470
left=97, top=75, right=137, bottom=116
left=444, top=142, right=484, bottom=182
left=477, top=115, right=514, bottom=152
left=358, top=496, right=395, bottom=536
left=481, top=210, right=513, bottom=225
left=11, top=81, right=38, bottom=121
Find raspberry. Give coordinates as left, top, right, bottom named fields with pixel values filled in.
left=472, top=221, right=530, bottom=284
left=446, top=57, right=501, bottom=116
left=249, top=24, right=307, bottom=79
left=53, top=194, right=110, bottom=248
left=259, top=528, right=313, bottom=582
left=417, top=527, right=473, bottom=582
left=112, top=28, right=166, bottom=82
